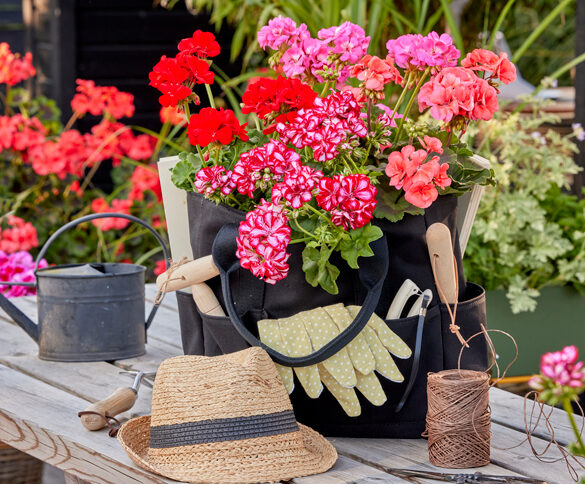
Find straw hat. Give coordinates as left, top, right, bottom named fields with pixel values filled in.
left=118, top=347, right=337, bottom=483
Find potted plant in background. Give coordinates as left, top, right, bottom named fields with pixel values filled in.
left=463, top=99, right=585, bottom=377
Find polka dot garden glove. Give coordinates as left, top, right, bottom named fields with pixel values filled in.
left=257, top=303, right=412, bottom=416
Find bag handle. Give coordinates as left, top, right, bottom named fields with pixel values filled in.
left=212, top=224, right=389, bottom=367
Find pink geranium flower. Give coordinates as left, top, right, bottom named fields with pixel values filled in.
left=257, top=16, right=308, bottom=50
left=418, top=66, right=499, bottom=125
left=539, top=346, right=585, bottom=388
left=386, top=32, right=459, bottom=72
left=316, top=174, right=376, bottom=230
left=461, top=49, right=517, bottom=85
left=405, top=181, right=438, bottom=209
left=318, top=22, right=370, bottom=64
left=236, top=200, right=291, bottom=284
left=350, top=55, right=402, bottom=93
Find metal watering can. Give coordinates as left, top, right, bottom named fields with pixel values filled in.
left=0, top=213, right=170, bottom=362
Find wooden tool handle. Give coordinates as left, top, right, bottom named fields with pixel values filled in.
left=80, top=387, right=136, bottom=431
left=192, top=283, right=226, bottom=316
left=155, top=255, right=219, bottom=293
left=426, top=223, right=457, bottom=305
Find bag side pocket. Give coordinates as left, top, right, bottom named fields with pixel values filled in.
left=197, top=308, right=251, bottom=356
left=440, top=282, right=488, bottom=371
left=176, top=291, right=204, bottom=356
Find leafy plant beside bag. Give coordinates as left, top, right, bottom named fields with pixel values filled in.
left=463, top=101, right=585, bottom=313
left=157, top=20, right=516, bottom=294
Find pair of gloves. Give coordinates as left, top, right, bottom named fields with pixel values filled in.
left=258, top=303, right=411, bottom=416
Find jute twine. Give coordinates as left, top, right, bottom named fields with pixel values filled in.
left=425, top=369, right=491, bottom=468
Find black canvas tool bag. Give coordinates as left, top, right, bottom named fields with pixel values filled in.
left=176, top=191, right=488, bottom=438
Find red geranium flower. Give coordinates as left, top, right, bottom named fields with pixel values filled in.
left=178, top=30, right=221, bottom=58
left=187, top=107, right=248, bottom=147
left=70, top=80, right=135, bottom=119
left=0, top=43, right=35, bottom=86
left=241, top=76, right=317, bottom=134
left=149, top=55, right=192, bottom=107
left=179, top=55, right=214, bottom=85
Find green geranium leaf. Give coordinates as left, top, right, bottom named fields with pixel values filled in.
left=374, top=183, right=424, bottom=222
left=302, top=245, right=340, bottom=295
left=339, top=224, right=383, bottom=269
left=171, top=153, right=201, bottom=191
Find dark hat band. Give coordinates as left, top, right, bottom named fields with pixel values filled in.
left=149, top=410, right=299, bottom=448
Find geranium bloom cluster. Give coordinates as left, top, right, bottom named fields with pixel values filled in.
left=187, top=107, right=248, bottom=147
left=236, top=200, right=291, bottom=284
left=386, top=32, right=460, bottom=73
left=418, top=66, right=500, bottom=126
left=0, top=216, right=39, bottom=253
left=71, top=79, right=135, bottom=119
left=0, top=43, right=35, bottom=86
left=316, top=174, right=377, bottom=230
left=0, top=251, right=47, bottom=298
left=259, top=17, right=369, bottom=86
left=0, top=114, right=46, bottom=156
left=350, top=55, right=402, bottom=98
left=385, top=137, right=450, bottom=209
left=418, top=49, right=516, bottom=129
left=149, top=30, right=219, bottom=107
left=90, top=198, right=133, bottom=231
left=530, top=346, right=585, bottom=390
left=231, top=139, right=300, bottom=197
left=241, top=76, right=317, bottom=134
left=28, top=120, right=154, bottom=178
left=277, top=90, right=367, bottom=162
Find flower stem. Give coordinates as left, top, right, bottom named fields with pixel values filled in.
left=63, top=111, right=81, bottom=132
left=196, top=145, right=206, bottom=166
left=205, top=84, right=216, bottom=109
left=367, top=100, right=372, bottom=134
left=320, top=81, right=332, bottom=97
left=389, top=72, right=412, bottom=121
left=293, top=217, right=317, bottom=239
left=393, top=68, right=430, bottom=143
left=563, top=397, right=585, bottom=456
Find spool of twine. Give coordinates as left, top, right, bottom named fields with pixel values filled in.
left=425, top=369, right=491, bottom=468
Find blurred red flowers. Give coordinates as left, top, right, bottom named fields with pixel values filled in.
left=0, top=43, right=35, bottom=86
left=71, top=79, right=135, bottom=119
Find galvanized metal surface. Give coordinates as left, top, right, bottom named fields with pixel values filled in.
left=0, top=213, right=170, bottom=362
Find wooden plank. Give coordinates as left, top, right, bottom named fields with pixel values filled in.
left=490, top=421, right=579, bottom=484
left=0, top=364, right=172, bottom=484
left=0, top=312, right=39, bottom=356
left=291, top=455, right=411, bottom=483
left=330, top=436, right=523, bottom=480
left=491, top=387, right=583, bottom=447
left=0, top=354, right=153, bottom=419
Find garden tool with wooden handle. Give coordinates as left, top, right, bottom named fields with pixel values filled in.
left=78, top=370, right=155, bottom=432
left=258, top=304, right=411, bottom=416
left=426, top=222, right=467, bottom=346
left=155, top=255, right=225, bottom=317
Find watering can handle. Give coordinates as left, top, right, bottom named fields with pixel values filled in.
left=33, top=213, right=171, bottom=330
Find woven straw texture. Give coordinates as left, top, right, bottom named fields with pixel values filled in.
left=118, top=347, right=337, bottom=483
left=0, top=441, right=43, bottom=484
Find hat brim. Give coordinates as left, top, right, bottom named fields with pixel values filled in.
left=118, top=415, right=338, bottom=484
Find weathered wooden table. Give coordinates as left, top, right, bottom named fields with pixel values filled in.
left=0, top=285, right=581, bottom=484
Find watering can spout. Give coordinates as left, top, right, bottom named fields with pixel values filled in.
left=0, top=292, right=39, bottom=342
